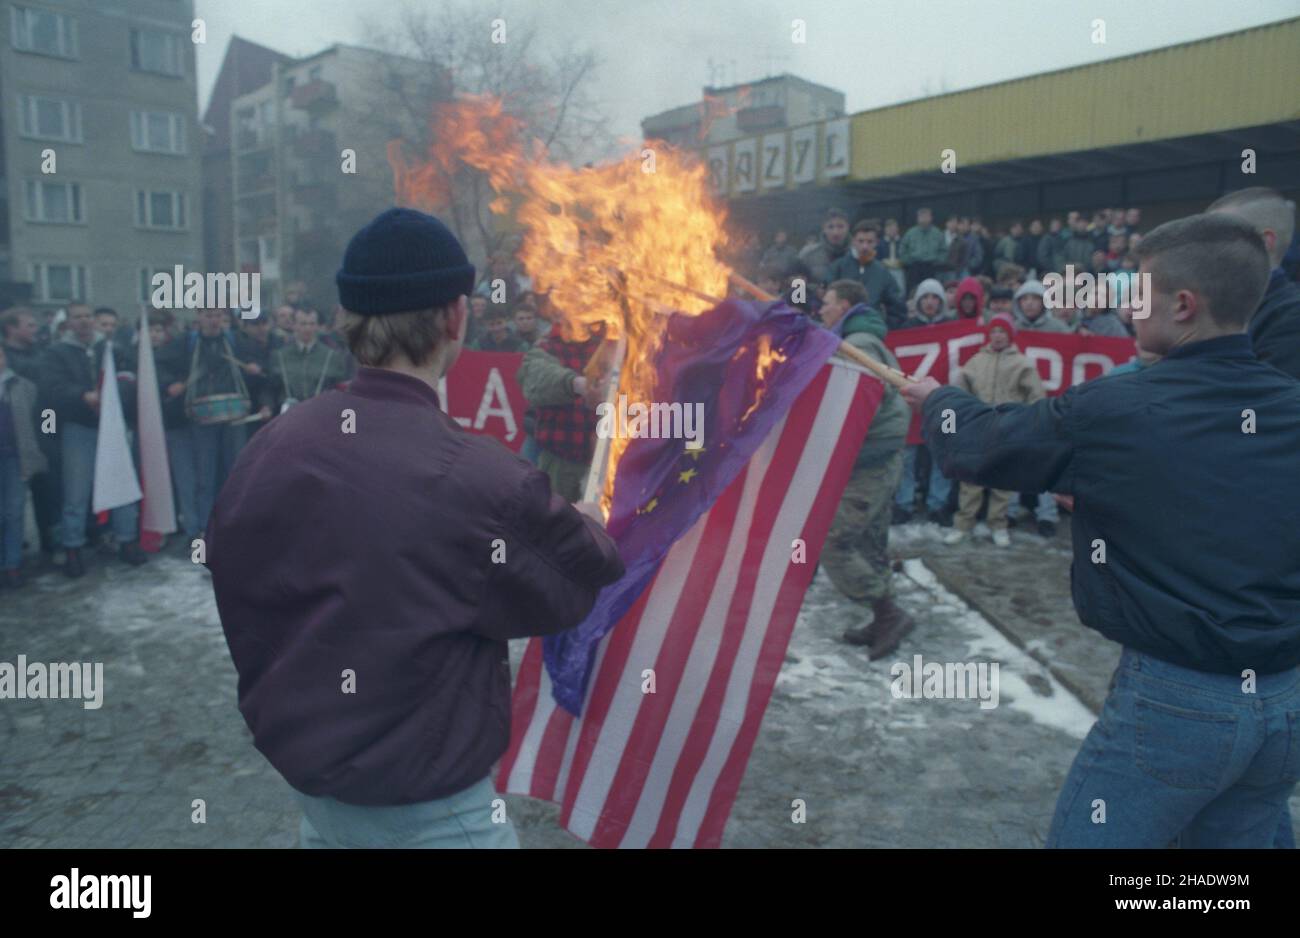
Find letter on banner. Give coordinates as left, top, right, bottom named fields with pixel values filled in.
left=761, top=133, right=786, bottom=189
left=791, top=125, right=816, bottom=184
left=733, top=138, right=757, bottom=193
left=707, top=146, right=729, bottom=196
left=822, top=118, right=850, bottom=178
left=1025, top=347, right=1064, bottom=392
left=948, top=332, right=985, bottom=376
left=1072, top=353, right=1115, bottom=385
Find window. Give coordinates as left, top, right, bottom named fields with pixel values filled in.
left=31, top=262, right=89, bottom=303
left=130, top=28, right=183, bottom=76
left=24, top=180, right=83, bottom=224
left=140, top=266, right=178, bottom=304
left=130, top=110, right=187, bottom=154
left=17, top=94, right=82, bottom=142
left=10, top=5, right=78, bottom=58
left=136, top=190, right=188, bottom=229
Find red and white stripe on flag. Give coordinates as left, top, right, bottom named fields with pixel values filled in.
left=497, top=358, right=884, bottom=848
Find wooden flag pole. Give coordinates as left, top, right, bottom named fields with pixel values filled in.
left=726, top=271, right=917, bottom=390
left=581, top=334, right=627, bottom=505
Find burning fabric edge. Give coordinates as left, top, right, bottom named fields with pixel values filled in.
left=388, top=94, right=736, bottom=507
left=541, top=298, right=844, bottom=715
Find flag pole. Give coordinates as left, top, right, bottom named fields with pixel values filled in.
left=581, top=334, right=626, bottom=505
left=726, top=271, right=917, bottom=390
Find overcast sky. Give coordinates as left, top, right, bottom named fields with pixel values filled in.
left=195, top=0, right=1298, bottom=143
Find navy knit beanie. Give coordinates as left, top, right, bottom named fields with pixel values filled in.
left=335, top=208, right=476, bottom=315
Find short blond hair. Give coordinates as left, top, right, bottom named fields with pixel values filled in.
left=338, top=305, right=450, bottom=367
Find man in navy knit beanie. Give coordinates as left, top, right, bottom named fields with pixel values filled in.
left=207, top=208, right=625, bottom=848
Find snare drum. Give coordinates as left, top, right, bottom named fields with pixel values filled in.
left=188, top=393, right=251, bottom=425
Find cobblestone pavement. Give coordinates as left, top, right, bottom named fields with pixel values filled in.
left=2, top=526, right=1295, bottom=848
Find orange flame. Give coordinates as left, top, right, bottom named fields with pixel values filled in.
left=739, top=334, right=788, bottom=424
left=389, top=94, right=733, bottom=505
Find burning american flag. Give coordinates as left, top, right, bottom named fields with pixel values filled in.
left=391, top=96, right=888, bottom=846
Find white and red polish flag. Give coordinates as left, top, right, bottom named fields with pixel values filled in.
left=135, top=309, right=175, bottom=551
left=498, top=356, right=883, bottom=847
left=92, top=339, right=142, bottom=514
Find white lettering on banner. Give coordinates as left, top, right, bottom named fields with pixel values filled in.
left=436, top=375, right=472, bottom=428
left=1071, top=352, right=1116, bottom=385
left=707, top=145, right=728, bottom=195
left=476, top=368, right=517, bottom=441
left=761, top=134, right=786, bottom=189
left=1025, top=347, right=1064, bottom=392
left=893, top=342, right=941, bottom=379
left=733, top=138, right=757, bottom=193
left=790, top=125, right=816, bottom=184
left=948, top=332, right=985, bottom=377
left=822, top=118, right=849, bottom=178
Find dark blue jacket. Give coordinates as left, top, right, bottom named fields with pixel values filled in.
left=921, top=334, right=1300, bottom=675
left=1249, top=267, right=1300, bottom=381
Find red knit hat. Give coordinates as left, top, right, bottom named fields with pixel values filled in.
left=986, top=312, right=1016, bottom=337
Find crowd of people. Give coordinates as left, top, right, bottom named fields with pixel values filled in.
left=744, top=205, right=1153, bottom=334
left=0, top=298, right=362, bottom=584
left=0, top=251, right=569, bottom=587
left=2, top=190, right=1296, bottom=608
left=735, top=190, right=1298, bottom=537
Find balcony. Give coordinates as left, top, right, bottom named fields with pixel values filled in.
left=290, top=79, right=338, bottom=112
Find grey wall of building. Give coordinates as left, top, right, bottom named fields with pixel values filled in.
left=0, top=0, right=202, bottom=317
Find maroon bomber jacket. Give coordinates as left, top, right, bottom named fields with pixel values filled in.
left=207, top=366, right=624, bottom=805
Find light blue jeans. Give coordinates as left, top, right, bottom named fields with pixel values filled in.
left=1047, top=648, right=1300, bottom=848
left=1008, top=491, right=1059, bottom=523
left=166, top=427, right=201, bottom=540
left=0, top=453, right=25, bottom=570
left=192, top=422, right=246, bottom=535
left=295, top=777, right=520, bottom=849
left=894, top=443, right=951, bottom=513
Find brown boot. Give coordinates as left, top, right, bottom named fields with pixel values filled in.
left=865, top=598, right=914, bottom=661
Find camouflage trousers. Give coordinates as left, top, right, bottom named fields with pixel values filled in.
left=822, top=448, right=905, bottom=605
left=538, top=449, right=588, bottom=503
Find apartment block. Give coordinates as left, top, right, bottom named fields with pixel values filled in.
left=228, top=43, right=448, bottom=310
left=0, top=0, right=203, bottom=315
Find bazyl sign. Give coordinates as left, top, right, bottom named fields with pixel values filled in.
left=760, top=133, right=786, bottom=189
left=790, top=125, right=817, bottom=184
left=822, top=117, right=850, bottom=178
left=732, top=137, right=757, bottom=193
left=707, top=145, right=729, bottom=196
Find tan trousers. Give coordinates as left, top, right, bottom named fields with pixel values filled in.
left=955, top=482, right=1012, bottom=532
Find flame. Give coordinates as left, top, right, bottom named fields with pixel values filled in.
left=389, top=94, right=734, bottom=507
left=739, top=334, right=788, bottom=424
left=698, top=85, right=752, bottom=141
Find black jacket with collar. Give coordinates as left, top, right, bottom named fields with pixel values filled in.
left=922, top=334, right=1300, bottom=674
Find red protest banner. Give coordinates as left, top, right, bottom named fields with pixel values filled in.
left=440, top=350, right=528, bottom=452
left=885, top=320, right=1137, bottom=444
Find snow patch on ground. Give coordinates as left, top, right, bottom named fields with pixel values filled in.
left=900, top=559, right=1095, bottom=739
